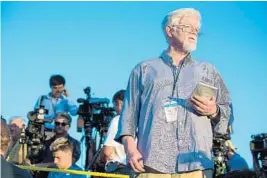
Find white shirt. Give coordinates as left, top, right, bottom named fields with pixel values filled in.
left=104, top=115, right=126, bottom=165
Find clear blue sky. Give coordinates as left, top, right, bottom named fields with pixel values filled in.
left=1, top=1, right=267, bottom=169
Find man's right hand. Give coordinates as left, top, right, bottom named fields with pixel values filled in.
left=127, top=149, right=145, bottom=173
left=61, top=88, right=69, bottom=97
left=122, top=136, right=145, bottom=173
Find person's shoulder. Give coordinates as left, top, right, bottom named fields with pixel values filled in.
left=2, top=157, right=31, bottom=177
left=131, top=57, right=164, bottom=74
left=232, top=153, right=246, bottom=161
left=71, top=164, right=83, bottom=171
left=68, top=135, right=80, bottom=144
left=140, top=57, right=163, bottom=66
left=133, top=57, right=162, bottom=68
left=109, top=115, right=120, bottom=127
left=38, top=93, right=50, bottom=99
left=192, top=57, right=218, bottom=72
left=193, top=57, right=213, bottom=67
left=11, top=164, right=33, bottom=178
left=111, top=115, right=120, bottom=122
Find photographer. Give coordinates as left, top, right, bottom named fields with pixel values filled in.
left=34, top=75, right=78, bottom=139
left=103, top=90, right=131, bottom=175
left=43, top=112, right=81, bottom=165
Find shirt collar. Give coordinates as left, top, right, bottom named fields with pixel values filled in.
left=160, top=50, right=193, bottom=68
left=56, top=163, right=76, bottom=171
left=47, top=92, right=65, bottom=100
left=68, top=163, right=78, bottom=170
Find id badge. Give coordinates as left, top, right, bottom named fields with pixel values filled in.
left=163, top=99, right=178, bottom=122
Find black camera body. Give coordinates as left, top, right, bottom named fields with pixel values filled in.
left=251, top=133, right=267, bottom=153
left=250, top=133, right=267, bottom=178
left=77, top=86, right=115, bottom=135
left=25, top=103, right=51, bottom=164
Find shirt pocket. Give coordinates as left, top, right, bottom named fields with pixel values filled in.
left=179, top=82, right=195, bottom=98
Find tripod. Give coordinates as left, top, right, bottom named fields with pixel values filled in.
left=19, top=124, right=27, bottom=164
left=85, top=126, right=106, bottom=171
left=86, top=131, right=104, bottom=170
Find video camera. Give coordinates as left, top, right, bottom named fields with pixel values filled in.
left=77, top=86, right=116, bottom=135
left=25, top=96, right=52, bottom=164
left=250, top=133, right=267, bottom=178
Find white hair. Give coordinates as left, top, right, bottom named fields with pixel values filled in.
left=9, top=116, right=28, bottom=126
left=162, top=8, right=202, bottom=42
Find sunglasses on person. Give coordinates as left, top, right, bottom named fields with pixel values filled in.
left=55, top=122, right=69, bottom=127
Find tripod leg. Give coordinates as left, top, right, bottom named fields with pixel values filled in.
left=85, top=143, right=91, bottom=170
left=87, top=147, right=103, bottom=171
left=85, top=130, right=106, bottom=172
left=85, top=141, right=97, bottom=171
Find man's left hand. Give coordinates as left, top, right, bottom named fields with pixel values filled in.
left=190, top=95, right=217, bottom=116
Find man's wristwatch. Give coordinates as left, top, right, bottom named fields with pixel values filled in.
left=208, top=105, right=220, bottom=119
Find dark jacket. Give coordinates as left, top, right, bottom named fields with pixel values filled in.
left=43, top=134, right=81, bottom=163
left=1, top=155, right=33, bottom=178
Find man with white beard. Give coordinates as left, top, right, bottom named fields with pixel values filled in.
left=115, top=8, right=232, bottom=178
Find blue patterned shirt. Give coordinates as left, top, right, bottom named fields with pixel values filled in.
left=115, top=51, right=232, bottom=173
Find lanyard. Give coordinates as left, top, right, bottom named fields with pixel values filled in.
left=171, top=67, right=179, bottom=98
left=171, top=58, right=186, bottom=98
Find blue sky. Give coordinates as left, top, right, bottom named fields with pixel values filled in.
left=1, top=1, right=267, bottom=169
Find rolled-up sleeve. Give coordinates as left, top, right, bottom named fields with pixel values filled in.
left=212, top=67, right=232, bottom=134
left=115, top=65, right=142, bottom=143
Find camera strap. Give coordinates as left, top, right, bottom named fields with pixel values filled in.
left=39, top=95, right=45, bottom=108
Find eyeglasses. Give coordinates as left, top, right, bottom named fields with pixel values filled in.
left=171, top=24, right=203, bottom=36
left=55, top=122, right=68, bottom=127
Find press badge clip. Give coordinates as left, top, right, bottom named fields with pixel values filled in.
left=163, top=98, right=178, bottom=122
